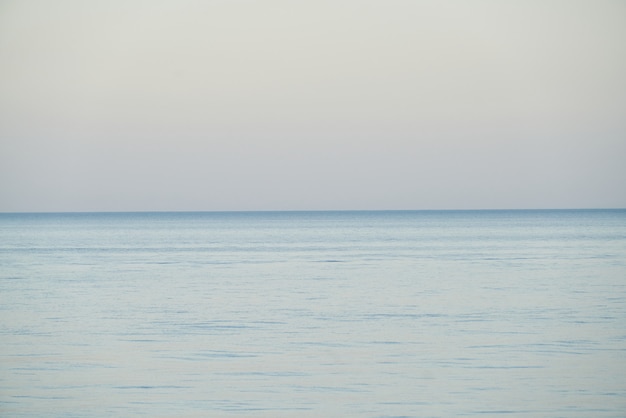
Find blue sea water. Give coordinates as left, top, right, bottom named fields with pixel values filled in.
left=1, top=209, right=625, bottom=417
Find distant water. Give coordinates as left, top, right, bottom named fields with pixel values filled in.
left=1, top=210, right=625, bottom=417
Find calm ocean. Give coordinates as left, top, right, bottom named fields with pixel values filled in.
left=1, top=210, right=625, bottom=417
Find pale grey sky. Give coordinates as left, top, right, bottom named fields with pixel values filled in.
left=1, top=0, right=625, bottom=211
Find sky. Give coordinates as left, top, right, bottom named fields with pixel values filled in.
left=1, top=0, right=625, bottom=212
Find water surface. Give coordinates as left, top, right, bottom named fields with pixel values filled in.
left=1, top=210, right=625, bottom=417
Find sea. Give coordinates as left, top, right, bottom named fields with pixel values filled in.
left=1, top=209, right=625, bottom=417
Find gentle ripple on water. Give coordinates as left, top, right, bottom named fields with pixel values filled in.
left=1, top=210, right=625, bottom=417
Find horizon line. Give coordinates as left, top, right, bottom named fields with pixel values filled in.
left=1, top=207, right=625, bottom=215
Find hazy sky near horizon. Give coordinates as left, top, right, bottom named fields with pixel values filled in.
left=1, top=0, right=625, bottom=211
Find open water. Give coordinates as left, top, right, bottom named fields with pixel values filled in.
left=1, top=210, right=625, bottom=417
